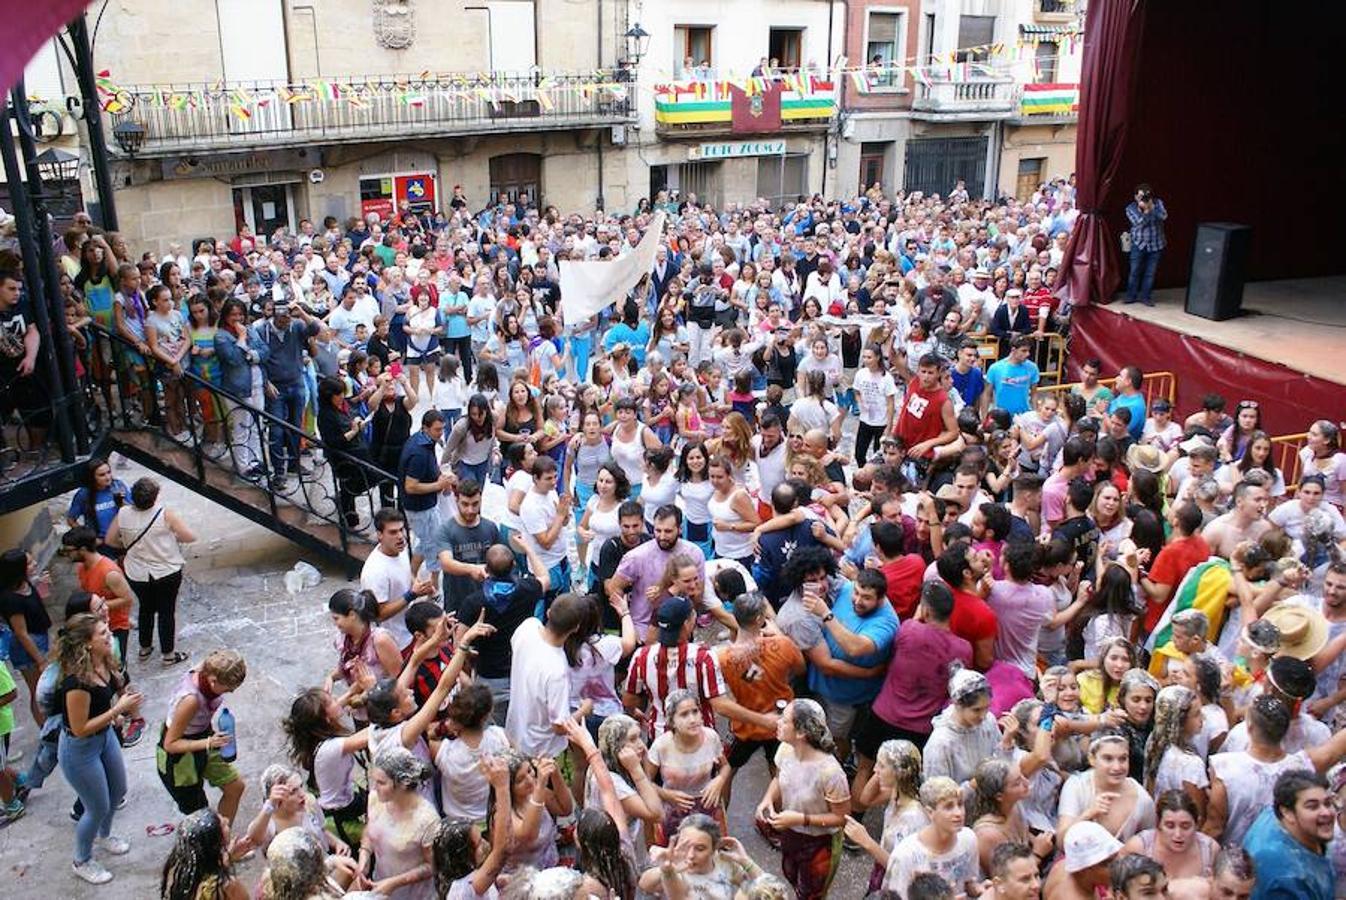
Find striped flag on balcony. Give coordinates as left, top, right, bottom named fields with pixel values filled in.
left=1020, top=82, right=1079, bottom=115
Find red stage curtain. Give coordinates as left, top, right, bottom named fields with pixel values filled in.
left=1054, top=0, right=1148, bottom=309
left=0, top=1, right=91, bottom=99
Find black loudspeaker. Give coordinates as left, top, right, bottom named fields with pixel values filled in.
left=1185, top=223, right=1252, bottom=321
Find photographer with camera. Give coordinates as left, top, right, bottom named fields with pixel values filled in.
left=1124, top=184, right=1168, bottom=307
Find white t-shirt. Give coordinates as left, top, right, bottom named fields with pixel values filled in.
left=500, top=470, right=533, bottom=530
left=505, top=618, right=570, bottom=758
left=1154, top=745, right=1210, bottom=797
left=519, top=488, right=570, bottom=569
left=360, top=546, right=414, bottom=648
left=568, top=634, right=626, bottom=718
left=885, top=828, right=981, bottom=897
left=436, top=725, right=511, bottom=821
left=751, top=434, right=787, bottom=497
left=313, top=736, right=357, bottom=809
left=853, top=367, right=898, bottom=427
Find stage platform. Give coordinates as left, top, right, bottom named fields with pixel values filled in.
left=1068, top=275, right=1346, bottom=437
left=1124, top=276, right=1346, bottom=385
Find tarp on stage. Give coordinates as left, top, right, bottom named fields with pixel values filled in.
left=1067, top=305, right=1346, bottom=438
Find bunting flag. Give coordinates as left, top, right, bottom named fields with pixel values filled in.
left=315, top=79, right=341, bottom=102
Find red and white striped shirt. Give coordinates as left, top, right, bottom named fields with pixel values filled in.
left=623, top=641, right=728, bottom=739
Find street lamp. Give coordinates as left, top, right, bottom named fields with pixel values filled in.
left=624, top=23, right=650, bottom=69
left=112, top=119, right=147, bottom=157
left=35, top=147, right=80, bottom=188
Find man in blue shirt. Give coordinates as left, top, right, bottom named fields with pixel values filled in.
left=398, top=410, right=452, bottom=568
left=1124, top=183, right=1167, bottom=306
left=439, top=271, right=472, bottom=381
left=1107, top=365, right=1148, bottom=441
left=256, top=301, right=319, bottom=487
left=1243, top=769, right=1336, bottom=900
left=949, top=341, right=987, bottom=415
left=805, top=568, right=899, bottom=761
left=985, top=336, right=1040, bottom=415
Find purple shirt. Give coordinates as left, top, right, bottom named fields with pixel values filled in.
left=872, top=620, right=972, bottom=734
left=987, top=579, right=1055, bottom=678
left=614, top=538, right=707, bottom=632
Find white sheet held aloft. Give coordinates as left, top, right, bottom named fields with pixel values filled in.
left=559, top=211, right=666, bottom=324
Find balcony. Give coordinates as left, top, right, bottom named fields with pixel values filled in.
left=1035, top=0, right=1077, bottom=24
left=1011, top=82, right=1080, bottom=124
left=103, top=71, right=636, bottom=157
left=911, top=76, right=1016, bottom=121
left=653, top=74, right=836, bottom=137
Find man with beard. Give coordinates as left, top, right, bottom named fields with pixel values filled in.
left=606, top=505, right=706, bottom=641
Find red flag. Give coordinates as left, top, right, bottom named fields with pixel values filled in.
left=730, top=82, right=781, bottom=134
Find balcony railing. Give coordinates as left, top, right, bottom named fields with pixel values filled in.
left=653, top=74, right=836, bottom=135
left=104, top=71, right=635, bottom=155
left=912, top=76, right=1016, bottom=119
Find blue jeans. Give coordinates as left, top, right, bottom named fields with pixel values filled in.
left=574, top=480, right=595, bottom=527
left=265, top=379, right=307, bottom=474
left=454, top=459, right=491, bottom=489
left=60, top=726, right=126, bottom=863
left=1126, top=247, right=1162, bottom=302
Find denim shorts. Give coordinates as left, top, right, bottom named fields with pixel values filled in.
left=9, top=630, right=49, bottom=670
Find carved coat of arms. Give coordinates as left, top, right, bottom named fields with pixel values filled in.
left=373, top=0, right=415, bottom=50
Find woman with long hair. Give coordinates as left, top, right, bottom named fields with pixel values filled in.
left=843, top=740, right=930, bottom=895
left=577, top=463, right=629, bottom=590
left=1144, top=685, right=1209, bottom=817
left=968, top=757, right=1046, bottom=874
left=259, top=826, right=351, bottom=900
left=1080, top=566, right=1140, bottom=663
left=57, top=613, right=142, bottom=884
left=326, top=588, right=401, bottom=716
left=709, top=412, right=754, bottom=486
left=65, top=457, right=131, bottom=553
left=567, top=409, right=612, bottom=526
left=444, top=393, right=498, bottom=487
left=1217, top=400, right=1262, bottom=463
left=434, top=684, right=511, bottom=826
left=754, top=698, right=850, bottom=900
left=160, top=808, right=248, bottom=899
left=280, top=687, right=370, bottom=852
left=1300, top=419, right=1346, bottom=507
left=497, top=750, right=574, bottom=874
left=647, top=688, right=732, bottom=842
left=431, top=755, right=512, bottom=900
left=588, top=714, right=664, bottom=868
left=495, top=377, right=544, bottom=469
left=1090, top=481, right=1133, bottom=547
left=647, top=305, right=688, bottom=362
left=1218, top=430, right=1285, bottom=498
left=1077, top=635, right=1139, bottom=715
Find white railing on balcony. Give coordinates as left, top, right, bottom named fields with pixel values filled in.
left=104, top=71, right=635, bottom=154
left=913, top=77, right=1016, bottom=117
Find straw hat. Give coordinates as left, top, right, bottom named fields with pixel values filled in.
left=1261, top=604, right=1329, bottom=660
left=1126, top=443, right=1165, bottom=474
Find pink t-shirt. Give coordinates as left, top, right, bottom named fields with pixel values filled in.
left=987, top=579, right=1055, bottom=678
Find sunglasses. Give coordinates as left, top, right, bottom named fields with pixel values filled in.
left=1239, top=400, right=1259, bottom=409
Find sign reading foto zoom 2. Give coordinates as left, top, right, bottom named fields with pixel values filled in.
left=692, top=141, right=788, bottom=160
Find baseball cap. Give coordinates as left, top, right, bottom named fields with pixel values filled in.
left=1063, top=821, right=1123, bottom=872
left=656, top=596, right=693, bottom=645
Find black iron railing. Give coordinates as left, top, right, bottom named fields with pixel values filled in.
left=106, top=70, right=635, bottom=154
left=92, top=325, right=396, bottom=566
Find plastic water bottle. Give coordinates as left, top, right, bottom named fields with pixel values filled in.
left=218, top=707, right=237, bottom=762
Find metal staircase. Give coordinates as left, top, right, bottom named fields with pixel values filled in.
left=92, top=327, right=391, bottom=577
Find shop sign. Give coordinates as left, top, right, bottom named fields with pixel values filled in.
left=690, top=140, right=787, bottom=160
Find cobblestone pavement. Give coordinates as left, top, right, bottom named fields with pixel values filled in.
left=1, top=460, right=876, bottom=898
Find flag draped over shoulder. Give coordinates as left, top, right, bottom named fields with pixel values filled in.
left=559, top=211, right=666, bottom=325
left=1145, top=558, right=1232, bottom=655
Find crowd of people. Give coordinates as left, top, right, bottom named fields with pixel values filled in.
left=1, top=176, right=1346, bottom=900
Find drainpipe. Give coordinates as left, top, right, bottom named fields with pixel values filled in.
left=595, top=0, right=605, bottom=210
left=823, top=0, right=848, bottom=199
